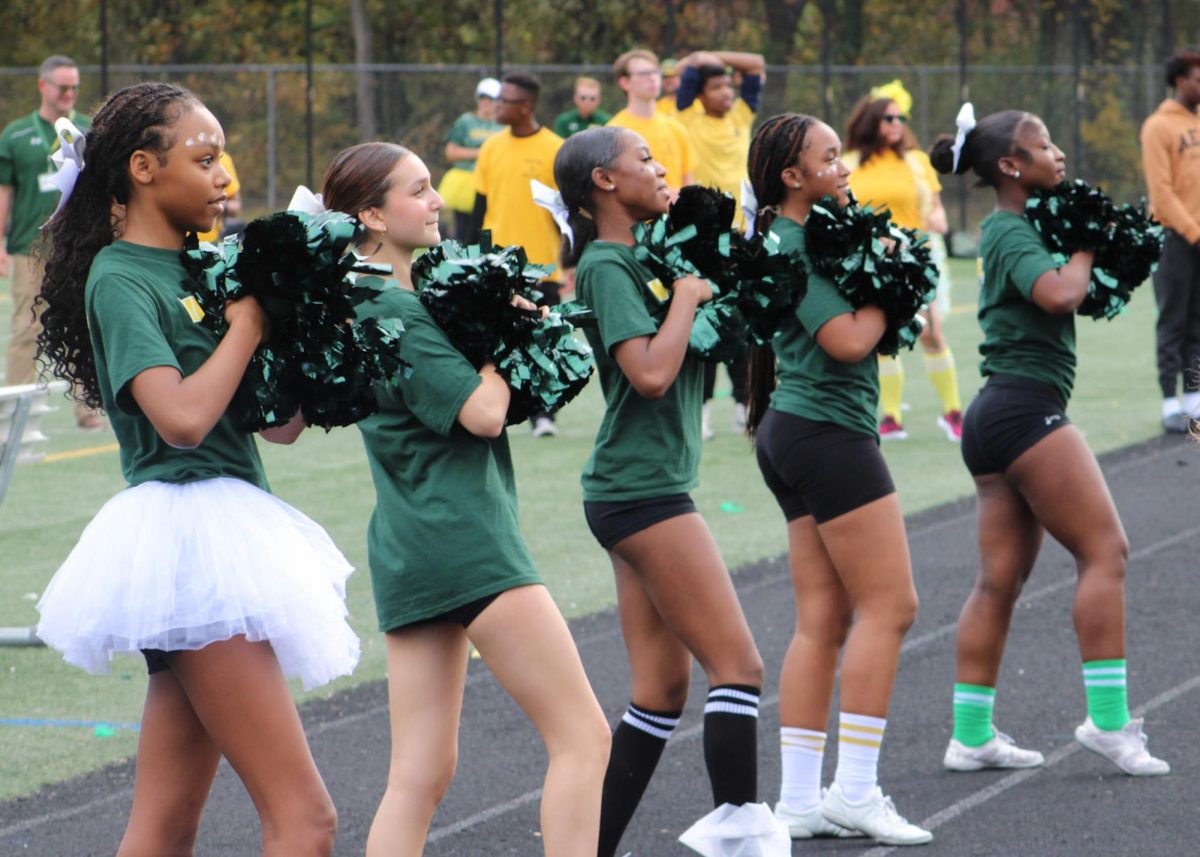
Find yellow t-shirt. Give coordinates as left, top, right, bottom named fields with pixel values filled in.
left=474, top=127, right=564, bottom=278
left=674, top=99, right=754, bottom=199
left=846, top=148, right=940, bottom=231
left=606, top=109, right=694, bottom=191
left=196, top=152, right=240, bottom=243
left=656, top=95, right=677, bottom=117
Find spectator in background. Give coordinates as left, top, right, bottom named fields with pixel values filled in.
left=0, top=54, right=103, bottom=428
left=657, top=57, right=681, bottom=116
left=554, top=77, right=612, bottom=139
left=472, top=72, right=564, bottom=437
left=438, top=77, right=502, bottom=240
left=195, top=151, right=242, bottom=241
left=1140, top=48, right=1200, bottom=433
left=845, top=87, right=964, bottom=443
left=607, top=50, right=693, bottom=195
left=673, top=49, right=765, bottom=437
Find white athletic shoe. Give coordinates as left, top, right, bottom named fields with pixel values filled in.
left=775, top=795, right=863, bottom=839
left=1074, top=717, right=1170, bottom=776
left=531, top=416, right=559, bottom=438
left=820, top=783, right=933, bottom=846
left=943, top=730, right=1045, bottom=771
left=701, top=403, right=715, bottom=441
left=732, top=402, right=748, bottom=432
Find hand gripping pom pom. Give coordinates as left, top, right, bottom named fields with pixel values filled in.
left=1024, top=180, right=1163, bottom=321
left=413, top=232, right=594, bottom=425
left=631, top=185, right=806, bottom=362
left=802, top=192, right=938, bottom=356
left=180, top=211, right=406, bottom=431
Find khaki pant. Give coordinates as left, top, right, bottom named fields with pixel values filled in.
left=6, top=253, right=39, bottom=386
left=6, top=253, right=101, bottom=424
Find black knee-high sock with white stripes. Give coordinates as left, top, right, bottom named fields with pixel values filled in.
left=597, top=703, right=682, bottom=857
left=702, top=684, right=760, bottom=806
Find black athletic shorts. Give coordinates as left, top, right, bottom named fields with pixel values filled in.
left=755, top=409, right=895, bottom=523
left=583, top=493, right=698, bottom=551
left=143, top=648, right=171, bottom=675
left=403, top=591, right=504, bottom=630
left=961, top=374, right=1071, bottom=477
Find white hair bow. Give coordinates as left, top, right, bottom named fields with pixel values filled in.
left=287, top=185, right=327, bottom=215
left=45, top=117, right=86, bottom=224
left=951, top=102, right=977, bottom=174
left=530, top=179, right=574, bottom=251
left=740, top=178, right=758, bottom=237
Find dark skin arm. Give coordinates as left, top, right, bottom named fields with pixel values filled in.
left=814, top=305, right=889, bottom=363
left=612, top=276, right=711, bottom=399
left=468, top=194, right=486, bottom=243
left=1029, top=251, right=1095, bottom=315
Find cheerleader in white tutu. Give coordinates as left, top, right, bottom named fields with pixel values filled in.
left=34, top=82, right=357, bottom=857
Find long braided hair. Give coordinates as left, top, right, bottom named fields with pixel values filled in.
left=36, top=82, right=201, bottom=410
left=744, top=113, right=817, bottom=435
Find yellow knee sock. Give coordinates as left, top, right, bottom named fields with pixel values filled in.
left=878, top=356, right=904, bottom=421
left=923, top=347, right=962, bottom=413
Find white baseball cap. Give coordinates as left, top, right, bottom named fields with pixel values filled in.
left=476, top=78, right=502, bottom=99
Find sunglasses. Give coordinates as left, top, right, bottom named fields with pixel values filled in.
left=47, top=83, right=78, bottom=94
left=881, top=114, right=907, bottom=124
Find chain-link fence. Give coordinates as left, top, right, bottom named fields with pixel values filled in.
left=0, top=62, right=1171, bottom=238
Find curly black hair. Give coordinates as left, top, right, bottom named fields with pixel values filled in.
left=35, top=82, right=200, bottom=410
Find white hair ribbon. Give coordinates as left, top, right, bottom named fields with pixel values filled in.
left=530, top=179, right=574, bottom=251
left=46, top=117, right=86, bottom=223
left=951, top=102, right=977, bottom=174
left=740, top=178, right=758, bottom=237
left=287, top=185, right=327, bottom=215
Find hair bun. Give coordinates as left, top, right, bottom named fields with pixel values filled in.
left=928, top=135, right=958, bottom=175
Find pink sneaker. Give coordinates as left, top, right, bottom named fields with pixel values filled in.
left=879, top=415, right=908, bottom=440
left=937, top=410, right=963, bottom=442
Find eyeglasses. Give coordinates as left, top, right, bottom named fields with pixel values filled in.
left=47, top=83, right=78, bottom=94
left=629, top=69, right=661, bottom=78
left=881, top=114, right=907, bottom=124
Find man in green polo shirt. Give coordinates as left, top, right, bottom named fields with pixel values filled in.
left=552, top=77, right=611, bottom=139
left=0, top=55, right=101, bottom=427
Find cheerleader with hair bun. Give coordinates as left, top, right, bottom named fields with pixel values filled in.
left=743, top=113, right=932, bottom=846
left=34, top=83, right=357, bottom=855
left=321, top=141, right=610, bottom=857
left=556, top=125, right=784, bottom=857
left=930, top=106, right=1168, bottom=777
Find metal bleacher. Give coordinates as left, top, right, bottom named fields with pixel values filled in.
left=0, top=380, right=69, bottom=647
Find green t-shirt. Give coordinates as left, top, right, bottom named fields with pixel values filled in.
left=85, top=241, right=268, bottom=489
left=576, top=242, right=704, bottom=502
left=977, top=211, right=1074, bottom=401
left=445, top=112, right=502, bottom=171
left=355, top=284, right=541, bottom=631
left=0, top=110, right=91, bottom=255
left=552, top=107, right=613, bottom=140
left=768, top=217, right=880, bottom=439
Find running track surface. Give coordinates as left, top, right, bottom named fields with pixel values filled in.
left=2, top=434, right=1198, bottom=856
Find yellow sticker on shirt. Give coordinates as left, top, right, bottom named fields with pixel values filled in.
left=646, top=277, right=670, bottom=302
left=179, top=295, right=205, bottom=323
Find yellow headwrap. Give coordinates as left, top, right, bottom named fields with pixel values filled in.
left=870, top=79, right=913, bottom=117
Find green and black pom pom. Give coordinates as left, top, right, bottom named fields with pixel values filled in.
left=180, top=210, right=405, bottom=431
left=1025, top=180, right=1163, bottom=321
left=631, top=185, right=805, bottom=362
left=413, top=232, right=594, bottom=425
left=803, top=193, right=938, bottom=356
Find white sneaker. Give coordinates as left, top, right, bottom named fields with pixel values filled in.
left=943, top=730, right=1045, bottom=771
left=531, top=416, right=558, bottom=438
left=701, top=403, right=715, bottom=441
left=821, top=783, right=932, bottom=846
left=732, top=402, right=748, bottom=432
left=1074, top=717, right=1170, bottom=776
left=775, top=796, right=863, bottom=839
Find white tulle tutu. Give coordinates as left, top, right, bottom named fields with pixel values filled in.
left=36, top=477, right=360, bottom=690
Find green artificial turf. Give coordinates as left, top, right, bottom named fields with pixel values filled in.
left=0, top=258, right=1165, bottom=798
